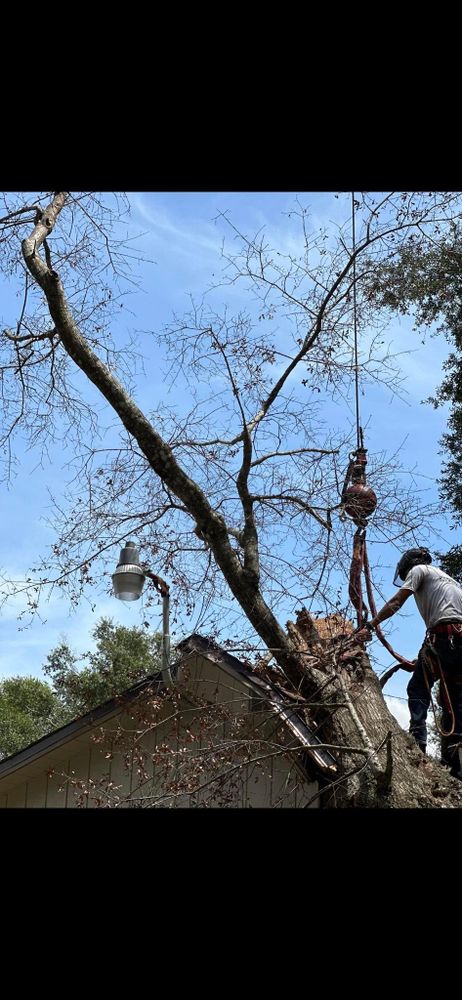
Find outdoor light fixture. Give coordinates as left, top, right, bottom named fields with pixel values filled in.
left=112, top=541, right=145, bottom=601
left=112, top=541, right=172, bottom=687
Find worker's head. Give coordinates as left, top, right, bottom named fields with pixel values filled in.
left=393, top=547, right=432, bottom=586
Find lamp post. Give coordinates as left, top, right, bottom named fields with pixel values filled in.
left=112, top=541, right=172, bottom=687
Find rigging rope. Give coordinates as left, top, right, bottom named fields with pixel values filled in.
left=421, top=641, right=456, bottom=737
left=351, top=192, right=361, bottom=450
left=343, top=193, right=414, bottom=672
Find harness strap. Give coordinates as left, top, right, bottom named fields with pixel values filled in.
left=431, top=622, right=462, bottom=635
left=422, top=637, right=456, bottom=737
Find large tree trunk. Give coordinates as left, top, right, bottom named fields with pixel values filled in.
left=283, top=611, right=462, bottom=808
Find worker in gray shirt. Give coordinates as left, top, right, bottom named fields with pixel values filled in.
left=356, top=547, right=462, bottom=778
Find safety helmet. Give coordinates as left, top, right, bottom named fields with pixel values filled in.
left=393, top=547, right=432, bottom=587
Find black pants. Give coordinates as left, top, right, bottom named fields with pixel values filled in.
left=407, top=634, right=462, bottom=773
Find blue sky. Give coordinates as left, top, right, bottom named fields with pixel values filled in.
left=0, top=191, right=457, bottom=735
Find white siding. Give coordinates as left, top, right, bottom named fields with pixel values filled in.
left=45, top=766, right=68, bottom=808
left=5, top=782, right=27, bottom=808
left=24, top=773, right=47, bottom=808
left=0, top=654, right=321, bottom=808
left=65, top=749, right=92, bottom=808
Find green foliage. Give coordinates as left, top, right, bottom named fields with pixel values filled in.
left=43, top=618, right=162, bottom=716
left=436, top=546, right=462, bottom=584
left=365, top=231, right=462, bottom=575
left=0, top=676, right=66, bottom=760
left=0, top=618, right=162, bottom=759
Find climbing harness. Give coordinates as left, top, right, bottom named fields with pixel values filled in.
left=425, top=624, right=462, bottom=745
left=419, top=633, right=461, bottom=770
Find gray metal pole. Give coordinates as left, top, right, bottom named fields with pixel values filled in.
left=161, top=590, right=172, bottom=687
left=143, top=569, right=173, bottom=688
left=113, top=547, right=173, bottom=687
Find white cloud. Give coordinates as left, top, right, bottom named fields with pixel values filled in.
left=385, top=695, right=409, bottom=731
left=131, top=194, right=223, bottom=262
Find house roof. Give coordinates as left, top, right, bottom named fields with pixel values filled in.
left=0, top=633, right=336, bottom=782
left=177, top=635, right=336, bottom=773
left=0, top=667, right=161, bottom=783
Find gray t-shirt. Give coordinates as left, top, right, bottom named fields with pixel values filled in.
left=402, top=564, right=462, bottom=628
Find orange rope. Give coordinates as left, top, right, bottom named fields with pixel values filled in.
left=421, top=641, right=456, bottom=737
left=362, top=539, right=415, bottom=669
left=348, top=528, right=368, bottom=627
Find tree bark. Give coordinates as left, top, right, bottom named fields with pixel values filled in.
left=19, top=193, right=462, bottom=808
left=286, top=612, right=462, bottom=807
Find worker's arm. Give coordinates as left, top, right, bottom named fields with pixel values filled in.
left=356, top=588, right=413, bottom=640
left=371, top=587, right=413, bottom=626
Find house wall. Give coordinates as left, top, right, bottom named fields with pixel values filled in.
left=0, top=654, right=320, bottom=808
